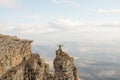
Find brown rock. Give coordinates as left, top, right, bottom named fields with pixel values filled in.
left=0, top=34, right=80, bottom=80
left=0, top=34, right=32, bottom=77
left=54, top=45, right=80, bottom=80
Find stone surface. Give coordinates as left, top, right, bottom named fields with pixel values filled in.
left=0, top=34, right=32, bottom=76
left=54, top=45, right=80, bottom=80
left=0, top=54, right=54, bottom=80
left=0, top=34, right=80, bottom=80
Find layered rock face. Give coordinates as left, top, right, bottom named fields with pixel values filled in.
left=0, top=34, right=32, bottom=76
left=54, top=45, right=80, bottom=80
left=0, top=34, right=53, bottom=80
left=0, top=34, right=80, bottom=80
left=24, top=54, right=54, bottom=80
left=0, top=54, right=54, bottom=80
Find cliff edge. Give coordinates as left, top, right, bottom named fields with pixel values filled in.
left=0, top=34, right=80, bottom=80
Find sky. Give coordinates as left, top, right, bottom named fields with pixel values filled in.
left=0, top=0, right=120, bottom=42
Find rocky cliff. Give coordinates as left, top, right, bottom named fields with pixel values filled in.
left=0, top=34, right=80, bottom=80
left=0, top=34, right=32, bottom=76
left=54, top=45, right=80, bottom=80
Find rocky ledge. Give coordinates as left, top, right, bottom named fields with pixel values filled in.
left=0, top=34, right=80, bottom=80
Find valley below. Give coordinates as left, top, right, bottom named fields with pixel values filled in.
left=32, top=41, right=120, bottom=80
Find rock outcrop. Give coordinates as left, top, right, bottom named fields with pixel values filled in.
left=54, top=45, right=80, bottom=80
left=0, top=34, right=54, bottom=80
left=0, top=34, right=32, bottom=76
left=0, top=53, right=54, bottom=80
left=0, top=34, right=80, bottom=80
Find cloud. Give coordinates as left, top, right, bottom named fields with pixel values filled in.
left=96, top=9, right=120, bottom=14
left=87, top=21, right=120, bottom=27
left=24, top=15, right=42, bottom=19
left=10, top=23, right=58, bottom=34
left=0, top=23, right=58, bottom=35
left=49, top=17, right=120, bottom=32
left=52, top=0, right=80, bottom=8
left=0, top=23, right=6, bottom=30
left=1, top=17, right=120, bottom=35
left=0, top=23, right=11, bottom=31
left=0, top=0, right=21, bottom=8
left=11, top=14, right=42, bottom=20
left=50, top=17, right=84, bottom=31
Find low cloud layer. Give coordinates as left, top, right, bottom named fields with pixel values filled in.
left=24, top=15, right=42, bottom=20
left=50, top=17, right=83, bottom=31
left=0, top=0, right=21, bottom=8
left=1, top=17, right=120, bottom=41
left=96, top=9, right=120, bottom=14
left=1, top=17, right=120, bottom=34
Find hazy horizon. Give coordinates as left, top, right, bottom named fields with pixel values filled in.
left=1, top=0, right=120, bottom=43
